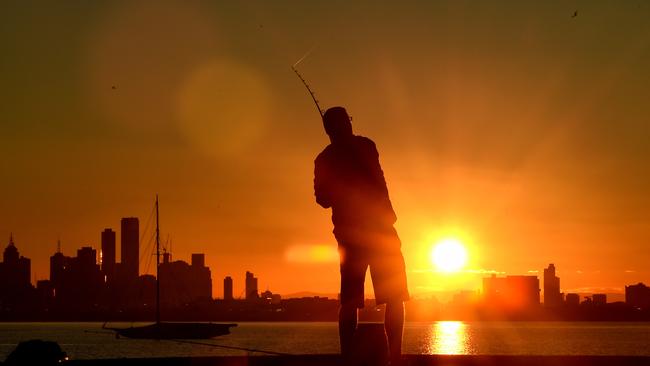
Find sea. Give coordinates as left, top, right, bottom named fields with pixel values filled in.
left=1, top=322, right=649, bottom=360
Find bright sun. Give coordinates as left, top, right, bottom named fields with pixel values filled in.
left=431, top=238, right=468, bottom=273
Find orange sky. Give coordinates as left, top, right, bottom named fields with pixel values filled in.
left=1, top=1, right=649, bottom=299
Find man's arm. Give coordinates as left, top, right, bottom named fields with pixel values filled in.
left=314, top=154, right=332, bottom=208
left=365, top=138, right=398, bottom=224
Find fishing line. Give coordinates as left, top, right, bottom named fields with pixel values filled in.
left=84, top=330, right=119, bottom=336
left=170, top=339, right=292, bottom=356
left=91, top=328, right=292, bottom=356
left=292, top=46, right=315, bottom=69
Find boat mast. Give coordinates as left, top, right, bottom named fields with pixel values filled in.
left=155, top=194, right=161, bottom=325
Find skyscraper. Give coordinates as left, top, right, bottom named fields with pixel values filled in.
left=120, top=217, right=139, bottom=281
left=544, top=263, right=563, bottom=307
left=245, top=271, right=258, bottom=300
left=101, top=228, right=116, bottom=282
left=191, top=253, right=205, bottom=267
left=224, top=276, right=233, bottom=300
left=0, top=235, right=33, bottom=307
left=191, top=253, right=212, bottom=300
left=50, top=243, right=71, bottom=293
left=626, top=283, right=650, bottom=309
left=0, top=234, right=31, bottom=289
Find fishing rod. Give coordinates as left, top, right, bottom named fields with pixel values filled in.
left=292, top=48, right=324, bottom=119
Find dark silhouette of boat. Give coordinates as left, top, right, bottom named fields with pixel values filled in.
left=104, top=195, right=236, bottom=339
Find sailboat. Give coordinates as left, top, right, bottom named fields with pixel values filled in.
left=104, top=195, right=236, bottom=339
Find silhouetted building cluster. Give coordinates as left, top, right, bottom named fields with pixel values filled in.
left=159, top=252, right=212, bottom=306
left=472, top=264, right=650, bottom=320
left=3, top=233, right=650, bottom=322
left=482, top=274, right=540, bottom=311
left=0, top=217, right=218, bottom=320
left=222, top=271, right=279, bottom=304
left=0, top=226, right=331, bottom=320
left=1, top=227, right=315, bottom=320
left=45, top=219, right=143, bottom=312
left=479, top=263, right=649, bottom=313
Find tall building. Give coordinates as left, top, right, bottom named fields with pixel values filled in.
left=626, top=283, right=650, bottom=309
left=224, top=276, right=233, bottom=300
left=483, top=274, right=540, bottom=310
left=543, top=263, right=563, bottom=307
left=0, top=234, right=32, bottom=290
left=101, top=228, right=116, bottom=282
left=49, top=245, right=71, bottom=293
left=0, top=235, right=34, bottom=308
left=191, top=253, right=212, bottom=300
left=191, top=253, right=205, bottom=268
left=120, top=217, right=139, bottom=281
left=245, top=271, right=259, bottom=300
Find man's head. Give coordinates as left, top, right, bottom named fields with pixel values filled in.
left=323, top=106, right=353, bottom=143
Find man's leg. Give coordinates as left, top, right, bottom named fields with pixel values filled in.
left=385, top=300, right=404, bottom=364
left=338, top=245, right=365, bottom=358
left=339, top=302, right=358, bottom=357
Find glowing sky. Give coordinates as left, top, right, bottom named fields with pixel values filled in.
left=1, top=1, right=649, bottom=299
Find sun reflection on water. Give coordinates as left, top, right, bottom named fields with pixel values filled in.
left=429, top=321, right=468, bottom=354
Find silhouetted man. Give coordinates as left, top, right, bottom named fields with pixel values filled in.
left=314, top=107, right=409, bottom=364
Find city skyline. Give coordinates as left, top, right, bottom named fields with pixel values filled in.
left=3, top=230, right=650, bottom=323
left=0, top=230, right=645, bottom=303
left=2, top=2, right=650, bottom=298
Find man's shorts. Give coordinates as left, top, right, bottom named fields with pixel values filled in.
left=336, top=227, right=410, bottom=308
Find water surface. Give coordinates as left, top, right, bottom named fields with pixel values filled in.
left=1, top=321, right=649, bottom=359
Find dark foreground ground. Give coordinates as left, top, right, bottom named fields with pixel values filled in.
left=61, top=355, right=650, bottom=366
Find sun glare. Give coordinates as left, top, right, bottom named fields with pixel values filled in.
left=431, top=238, right=468, bottom=273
